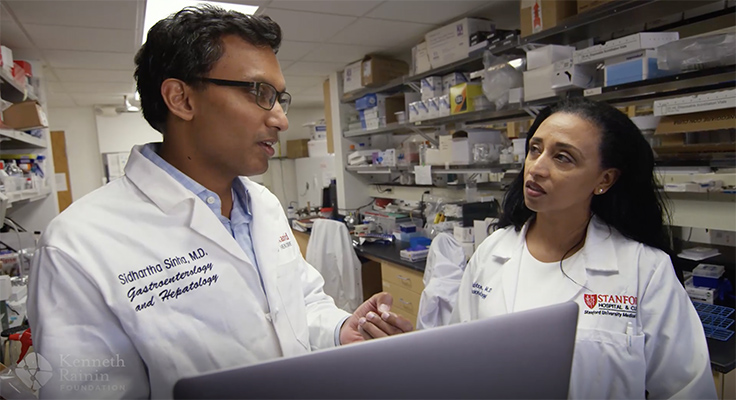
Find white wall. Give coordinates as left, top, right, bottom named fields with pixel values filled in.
left=280, top=106, right=325, bottom=151
left=47, top=107, right=105, bottom=201
left=95, top=111, right=161, bottom=154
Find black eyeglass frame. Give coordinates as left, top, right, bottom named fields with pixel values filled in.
left=194, top=77, right=291, bottom=114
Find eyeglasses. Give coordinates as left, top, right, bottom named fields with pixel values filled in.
left=195, top=77, right=291, bottom=115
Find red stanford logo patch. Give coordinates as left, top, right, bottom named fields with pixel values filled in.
left=584, top=294, right=597, bottom=309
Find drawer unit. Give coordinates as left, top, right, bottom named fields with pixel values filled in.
left=381, top=262, right=425, bottom=293
left=382, top=280, right=422, bottom=317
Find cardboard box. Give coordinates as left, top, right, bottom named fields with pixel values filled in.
left=2, top=101, right=48, bottom=130
left=449, top=82, right=484, bottom=115
left=362, top=55, right=409, bottom=87
left=426, top=97, right=440, bottom=119
left=523, top=65, right=555, bottom=101
left=527, top=45, right=574, bottom=71
left=286, top=139, right=310, bottom=159
left=426, top=17, right=494, bottom=68
left=412, top=42, right=432, bottom=75
left=552, top=58, right=596, bottom=90
left=357, top=94, right=404, bottom=123
left=573, top=32, right=679, bottom=64
left=343, top=60, right=363, bottom=94
left=577, top=0, right=615, bottom=13
left=408, top=101, right=422, bottom=122
left=655, top=109, right=736, bottom=136
left=604, top=50, right=669, bottom=87
left=520, top=0, right=577, bottom=37
left=439, top=135, right=453, bottom=163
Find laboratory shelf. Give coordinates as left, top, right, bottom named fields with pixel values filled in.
left=342, top=106, right=533, bottom=139
left=347, top=163, right=521, bottom=175
left=585, top=65, right=736, bottom=105
left=0, top=128, right=46, bottom=149
left=6, top=186, right=52, bottom=208
left=341, top=76, right=406, bottom=103
left=519, top=0, right=728, bottom=46
left=0, top=67, right=37, bottom=103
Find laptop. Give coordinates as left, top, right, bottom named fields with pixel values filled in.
left=174, top=302, right=578, bottom=399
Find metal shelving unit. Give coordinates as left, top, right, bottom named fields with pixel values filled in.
left=0, top=128, right=47, bottom=149
left=0, top=67, right=37, bottom=103
left=347, top=162, right=521, bottom=175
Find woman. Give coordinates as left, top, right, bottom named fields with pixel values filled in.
left=451, top=98, right=716, bottom=398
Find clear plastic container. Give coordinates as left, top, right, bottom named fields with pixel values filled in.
left=403, top=135, right=424, bottom=165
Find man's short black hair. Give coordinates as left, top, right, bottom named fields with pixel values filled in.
left=134, top=5, right=282, bottom=133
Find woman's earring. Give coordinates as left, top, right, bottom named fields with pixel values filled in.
left=597, top=188, right=604, bottom=194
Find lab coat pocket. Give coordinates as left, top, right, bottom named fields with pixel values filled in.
left=275, top=261, right=310, bottom=351
left=571, top=327, right=646, bottom=399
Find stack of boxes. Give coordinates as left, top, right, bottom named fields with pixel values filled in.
left=408, top=72, right=469, bottom=122
left=355, top=93, right=404, bottom=131
left=685, top=264, right=725, bottom=304
left=523, top=45, right=575, bottom=102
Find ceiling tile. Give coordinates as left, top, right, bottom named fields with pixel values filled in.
left=283, top=61, right=345, bottom=77
left=45, top=82, right=67, bottom=95
left=328, top=18, right=430, bottom=47
left=277, top=40, right=320, bottom=62
left=259, top=8, right=357, bottom=42
left=62, top=82, right=136, bottom=94
left=0, top=13, right=35, bottom=49
left=43, top=50, right=136, bottom=70
left=283, top=76, right=326, bottom=90
left=268, top=0, right=383, bottom=16
left=54, top=68, right=135, bottom=84
left=3, top=0, right=140, bottom=30
left=45, top=92, right=77, bottom=108
left=366, top=1, right=488, bottom=25
left=25, top=24, right=137, bottom=53
left=42, top=66, right=59, bottom=82
left=303, top=43, right=384, bottom=63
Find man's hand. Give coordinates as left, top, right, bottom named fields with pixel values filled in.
left=339, top=292, right=413, bottom=345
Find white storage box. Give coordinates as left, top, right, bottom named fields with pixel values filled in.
left=442, top=72, right=468, bottom=95
left=307, top=139, right=328, bottom=157
left=426, top=17, right=494, bottom=68
left=412, top=41, right=432, bottom=75
left=343, top=60, right=363, bottom=93
left=426, top=98, right=440, bottom=119
left=438, top=94, right=451, bottom=117
left=408, top=101, right=422, bottom=122
left=523, top=64, right=555, bottom=101
left=421, top=76, right=443, bottom=100
left=552, top=58, right=596, bottom=90
left=573, top=32, right=680, bottom=64
left=527, top=45, right=574, bottom=71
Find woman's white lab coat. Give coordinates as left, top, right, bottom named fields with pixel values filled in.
left=27, top=145, right=349, bottom=399
left=451, top=216, right=716, bottom=399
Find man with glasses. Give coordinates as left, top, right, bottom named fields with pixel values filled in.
left=28, top=5, right=412, bottom=399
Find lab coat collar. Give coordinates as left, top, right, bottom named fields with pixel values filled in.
left=125, top=145, right=251, bottom=264
left=489, top=215, right=619, bottom=273
left=489, top=215, right=619, bottom=311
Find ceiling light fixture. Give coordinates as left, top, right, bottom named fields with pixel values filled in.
left=142, top=0, right=259, bottom=44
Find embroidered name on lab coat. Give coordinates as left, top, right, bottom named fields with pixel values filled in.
left=583, top=293, right=637, bottom=319
left=471, top=281, right=492, bottom=299
left=117, top=247, right=221, bottom=312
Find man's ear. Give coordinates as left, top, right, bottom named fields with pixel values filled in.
left=161, top=78, right=195, bottom=122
